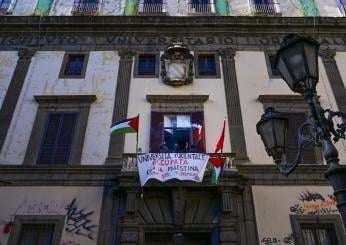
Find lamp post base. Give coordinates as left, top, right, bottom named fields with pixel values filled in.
left=325, top=164, right=346, bottom=231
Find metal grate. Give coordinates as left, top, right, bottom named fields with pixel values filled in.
left=72, top=0, right=100, bottom=15
left=19, top=223, right=55, bottom=245
left=301, top=223, right=339, bottom=245
left=250, top=0, right=280, bottom=16
left=139, top=0, right=167, bottom=15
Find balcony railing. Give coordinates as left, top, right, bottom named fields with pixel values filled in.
left=338, top=1, right=346, bottom=16
left=250, top=1, right=281, bottom=16
left=122, top=153, right=236, bottom=171
left=138, top=1, right=167, bottom=15
left=0, top=0, right=14, bottom=15
left=72, top=0, right=100, bottom=15
left=188, top=2, right=215, bottom=15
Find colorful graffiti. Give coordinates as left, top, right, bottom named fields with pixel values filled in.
left=290, top=191, right=337, bottom=215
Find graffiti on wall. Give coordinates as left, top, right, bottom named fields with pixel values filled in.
left=1, top=197, right=97, bottom=241
left=290, top=191, right=337, bottom=215
left=65, top=198, right=97, bottom=240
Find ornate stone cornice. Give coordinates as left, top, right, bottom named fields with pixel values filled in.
left=319, top=49, right=336, bottom=61
left=146, top=94, right=209, bottom=104
left=219, top=48, right=236, bottom=60
left=118, top=49, right=135, bottom=60
left=18, top=48, right=36, bottom=60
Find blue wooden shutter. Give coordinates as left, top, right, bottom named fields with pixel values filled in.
left=37, top=112, right=77, bottom=164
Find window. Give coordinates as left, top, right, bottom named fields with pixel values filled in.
left=258, top=95, right=323, bottom=165
left=59, top=52, right=89, bottom=78
left=189, top=0, right=214, bottom=14
left=134, top=53, right=159, bottom=78
left=23, top=95, right=96, bottom=165
left=37, top=112, right=77, bottom=164
left=72, top=0, right=100, bottom=15
left=195, top=52, right=220, bottom=78
left=265, top=53, right=281, bottom=78
left=338, top=0, right=346, bottom=16
left=0, top=0, right=13, bottom=13
left=250, top=0, right=281, bottom=16
left=290, top=215, right=346, bottom=245
left=147, top=95, right=209, bottom=153
left=7, top=215, right=65, bottom=245
left=139, top=0, right=166, bottom=15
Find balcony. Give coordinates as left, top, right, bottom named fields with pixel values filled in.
left=138, top=0, right=167, bottom=15
left=72, top=0, right=100, bottom=16
left=188, top=0, right=215, bottom=15
left=0, top=0, right=13, bottom=15
left=250, top=1, right=281, bottom=16
left=122, top=153, right=236, bottom=171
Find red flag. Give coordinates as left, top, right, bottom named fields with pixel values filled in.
left=214, top=119, right=225, bottom=153
left=128, top=114, right=139, bottom=132
left=209, top=157, right=226, bottom=168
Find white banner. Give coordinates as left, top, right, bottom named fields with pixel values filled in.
left=137, top=153, right=210, bottom=186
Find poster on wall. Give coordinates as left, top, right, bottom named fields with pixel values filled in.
left=137, top=153, right=210, bottom=186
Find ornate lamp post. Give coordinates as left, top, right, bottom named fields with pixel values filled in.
left=256, top=34, right=346, bottom=229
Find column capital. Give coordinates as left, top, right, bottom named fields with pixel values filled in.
left=219, top=48, right=236, bottom=60
left=18, top=48, right=36, bottom=61
left=319, top=49, right=336, bottom=61
left=119, top=49, right=136, bottom=60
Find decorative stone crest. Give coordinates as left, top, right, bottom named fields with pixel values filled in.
left=160, top=43, right=194, bottom=87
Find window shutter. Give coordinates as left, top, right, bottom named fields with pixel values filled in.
left=283, top=112, right=316, bottom=164
left=37, top=112, right=77, bottom=164
left=150, top=111, right=164, bottom=153
left=191, top=111, right=205, bottom=153
left=19, top=224, right=55, bottom=245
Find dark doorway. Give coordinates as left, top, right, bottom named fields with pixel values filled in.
left=145, top=232, right=210, bottom=245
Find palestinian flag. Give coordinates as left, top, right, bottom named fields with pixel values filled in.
left=209, top=157, right=226, bottom=184
left=110, top=115, right=139, bottom=135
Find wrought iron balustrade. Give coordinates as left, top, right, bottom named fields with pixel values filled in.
left=0, top=0, right=13, bottom=14
left=250, top=1, right=280, bottom=16
left=188, top=1, right=215, bottom=15
left=138, top=1, right=167, bottom=15
left=122, top=152, right=236, bottom=171
left=72, top=0, right=100, bottom=15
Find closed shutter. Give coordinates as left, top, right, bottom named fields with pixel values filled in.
left=282, top=112, right=316, bottom=164
left=19, top=223, right=55, bottom=245
left=37, top=112, right=77, bottom=164
left=191, top=111, right=205, bottom=153
left=150, top=111, right=164, bottom=153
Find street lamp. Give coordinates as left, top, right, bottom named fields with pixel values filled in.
left=256, top=33, right=346, bottom=229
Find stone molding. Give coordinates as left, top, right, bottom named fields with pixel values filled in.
left=34, top=94, right=97, bottom=104
left=219, top=48, right=236, bottom=60
left=258, top=94, right=306, bottom=104
left=18, top=48, right=36, bottom=60
left=118, top=49, right=135, bottom=60
left=319, top=49, right=336, bottom=61
left=146, top=94, right=209, bottom=104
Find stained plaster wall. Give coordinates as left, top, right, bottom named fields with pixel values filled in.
left=100, top=0, right=125, bottom=16
left=0, top=186, right=103, bottom=245
left=252, top=186, right=338, bottom=245
left=236, top=51, right=346, bottom=164
left=0, top=51, right=119, bottom=165
left=12, top=0, right=38, bottom=15
left=0, top=52, right=18, bottom=108
left=125, top=53, right=231, bottom=154
left=315, top=0, right=340, bottom=16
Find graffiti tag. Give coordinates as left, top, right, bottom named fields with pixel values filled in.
left=65, top=198, right=97, bottom=240
left=299, top=191, right=325, bottom=202
left=260, top=237, right=280, bottom=244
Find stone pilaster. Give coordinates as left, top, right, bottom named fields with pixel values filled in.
left=107, top=50, right=135, bottom=164
left=220, top=49, right=248, bottom=162
left=0, top=48, right=36, bottom=153
left=120, top=188, right=139, bottom=245
left=320, top=49, right=346, bottom=113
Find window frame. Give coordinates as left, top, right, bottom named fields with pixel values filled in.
left=290, top=214, right=346, bottom=245
left=264, top=52, right=281, bottom=78
left=7, top=215, right=65, bottom=245
left=194, top=51, right=221, bottom=78
left=258, top=95, right=323, bottom=165
left=59, top=51, right=89, bottom=79
left=23, top=95, right=96, bottom=165
left=147, top=95, right=209, bottom=153
left=134, top=52, right=160, bottom=78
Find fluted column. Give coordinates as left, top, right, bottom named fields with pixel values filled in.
left=220, top=49, right=248, bottom=161
left=0, top=48, right=36, bottom=152
left=320, top=49, right=346, bottom=113
left=107, top=50, right=135, bottom=164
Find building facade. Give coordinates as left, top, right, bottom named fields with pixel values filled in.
left=0, top=0, right=346, bottom=244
